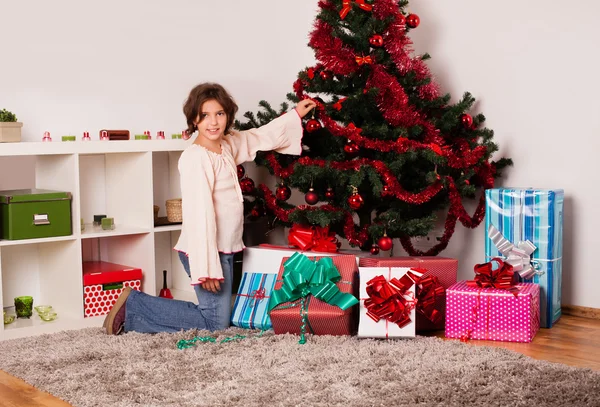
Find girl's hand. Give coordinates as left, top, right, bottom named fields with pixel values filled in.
left=202, top=278, right=221, bottom=293
left=295, top=99, right=317, bottom=118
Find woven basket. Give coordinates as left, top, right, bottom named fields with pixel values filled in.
left=166, top=198, right=182, bottom=223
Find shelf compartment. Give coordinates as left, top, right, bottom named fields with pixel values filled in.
left=153, top=230, right=195, bottom=300
left=0, top=240, right=83, bottom=329
left=79, top=152, right=153, bottom=230
left=152, top=151, right=182, bottom=221
left=81, top=233, right=155, bottom=296
left=80, top=224, right=150, bottom=239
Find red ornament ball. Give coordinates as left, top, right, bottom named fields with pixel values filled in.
left=344, top=141, right=360, bottom=157
left=237, top=165, right=245, bottom=179
left=249, top=208, right=260, bottom=219
left=276, top=184, right=291, bottom=201
left=460, top=114, right=473, bottom=128
left=325, top=187, right=335, bottom=200
left=406, top=14, right=420, bottom=28
left=305, top=119, right=322, bottom=133
left=239, top=177, right=255, bottom=194
left=370, top=245, right=380, bottom=255
left=348, top=192, right=364, bottom=210
left=369, top=34, right=384, bottom=48
left=305, top=188, right=319, bottom=205
left=319, top=70, right=331, bottom=80
left=378, top=235, right=393, bottom=251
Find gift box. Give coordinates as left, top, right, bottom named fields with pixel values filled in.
left=445, top=281, right=540, bottom=343
left=231, top=272, right=277, bottom=330
left=242, top=245, right=345, bottom=277
left=358, top=257, right=457, bottom=331
left=358, top=267, right=418, bottom=338
left=83, top=261, right=142, bottom=317
left=485, top=188, right=564, bottom=328
left=269, top=253, right=359, bottom=339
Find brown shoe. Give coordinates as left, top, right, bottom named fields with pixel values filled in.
left=103, top=286, right=133, bottom=335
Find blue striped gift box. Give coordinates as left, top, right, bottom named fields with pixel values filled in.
left=485, top=188, right=564, bottom=328
left=231, top=272, right=277, bottom=330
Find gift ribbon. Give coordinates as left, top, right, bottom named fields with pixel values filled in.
left=268, top=252, right=359, bottom=344
left=364, top=268, right=422, bottom=337
left=237, top=287, right=267, bottom=308
left=355, top=55, right=373, bottom=65
left=288, top=224, right=339, bottom=253
left=488, top=224, right=541, bottom=279
left=339, top=0, right=373, bottom=20
left=415, top=276, right=445, bottom=325
left=466, top=258, right=519, bottom=295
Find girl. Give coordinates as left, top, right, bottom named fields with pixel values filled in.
left=104, top=83, right=316, bottom=334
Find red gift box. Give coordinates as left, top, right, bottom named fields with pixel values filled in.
left=83, top=261, right=142, bottom=318
left=358, top=257, right=457, bottom=331
left=270, top=254, right=359, bottom=337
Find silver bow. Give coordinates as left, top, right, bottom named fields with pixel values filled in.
left=488, top=225, right=542, bottom=279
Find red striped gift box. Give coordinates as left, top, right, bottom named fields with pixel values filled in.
left=270, top=255, right=359, bottom=336
left=358, top=257, right=458, bottom=331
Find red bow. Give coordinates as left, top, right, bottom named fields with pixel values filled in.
left=340, top=0, right=373, bottom=19
left=466, top=258, right=519, bottom=294
left=415, top=276, right=445, bottom=324
left=355, top=55, right=373, bottom=65
left=364, top=269, right=421, bottom=329
left=333, top=97, right=347, bottom=111
left=288, top=224, right=339, bottom=253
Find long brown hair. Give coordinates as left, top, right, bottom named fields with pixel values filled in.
left=183, top=83, right=238, bottom=136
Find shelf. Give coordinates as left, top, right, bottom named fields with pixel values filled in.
left=0, top=140, right=191, bottom=157
left=0, top=235, right=77, bottom=247
left=154, top=224, right=182, bottom=232
left=2, top=314, right=104, bottom=340
left=80, top=224, right=151, bottom=239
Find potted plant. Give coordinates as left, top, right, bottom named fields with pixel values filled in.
left=0, top=109, right=23, bottom=143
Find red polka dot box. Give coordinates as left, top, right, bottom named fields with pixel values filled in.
left=83, top=261, right=142, bottom=318
left=445, top=281, right=540, bottom=343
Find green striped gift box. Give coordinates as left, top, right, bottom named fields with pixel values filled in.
left=231, top=272, right=277, bottom=330
left=485, top=188, right=564, bottom=328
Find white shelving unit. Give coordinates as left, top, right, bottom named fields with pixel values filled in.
left=0, top=140, right=197, bottom=340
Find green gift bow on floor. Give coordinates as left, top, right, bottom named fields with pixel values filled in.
left=267, top=252, right=359, bottom=344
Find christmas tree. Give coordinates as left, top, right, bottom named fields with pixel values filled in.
left=236, top=0, right=511, bottom=256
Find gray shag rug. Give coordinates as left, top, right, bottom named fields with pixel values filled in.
left=1, top=327, right=599, bottom=407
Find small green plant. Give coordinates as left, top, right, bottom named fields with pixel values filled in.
left=0, top=109, right=18, bottom=122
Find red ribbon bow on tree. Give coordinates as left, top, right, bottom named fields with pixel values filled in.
left=340, top=0, right=373, bottom=20
left=466, top=258, right=519, bottom=295
left=364, top=269, right=422, bottom=328
left=355, top=55, right=374, bottom=65
left=288, top=224, right=339, bottom=253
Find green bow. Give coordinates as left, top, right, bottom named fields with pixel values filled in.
left=268, top=253, right=359, bottom=343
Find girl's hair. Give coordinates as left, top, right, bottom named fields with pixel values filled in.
left=183, top=83, right=238, bottom=136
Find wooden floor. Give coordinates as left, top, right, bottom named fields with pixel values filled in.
left=1, top=314, right=599, bottom=407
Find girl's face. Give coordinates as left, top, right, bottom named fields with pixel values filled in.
left=195, top=99, right=227, bottom=145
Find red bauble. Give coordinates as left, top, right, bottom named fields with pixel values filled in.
left=460, top=114, right=473, bottom=128
left=305, top=119, right=322, bottom=133
left=239, top=177, right=255, bottom=194
left=325, top=187, right=335, bottom=200
left=378, top=235, right=393, bottom=251
left=370, top=245, right=380, bottom=255
left=305, top=188, right=319, bottom=205
left=276, top=184, right=291, bottom=201
left=319, top=70, right=331, bottom=80
left=369, top=34, right=384, bottom=48
left=348, top=193, right=364, bottom=210
left=249, top=208, right=260, bottom=219
left=344, top=141, right=360, bottom=157
left=237, top=165, right=245, bottom=179
left=406, top=14, right=420, bottom=28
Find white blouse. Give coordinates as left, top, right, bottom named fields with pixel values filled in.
left=174, top=110, right=303, bottom=285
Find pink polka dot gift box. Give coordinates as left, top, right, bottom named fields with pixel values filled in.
left=445, top=281, right=540, bottom=343
left=83, top=261, right=142, bottom=318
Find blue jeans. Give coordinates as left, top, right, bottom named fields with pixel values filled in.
left=123, top=252, right=234, bottom=333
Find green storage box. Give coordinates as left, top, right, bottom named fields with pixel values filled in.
left=0, top=189, right=73, bottom=240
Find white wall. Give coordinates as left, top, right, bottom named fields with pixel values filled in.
left=1, top=0, right=597, bottom=309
